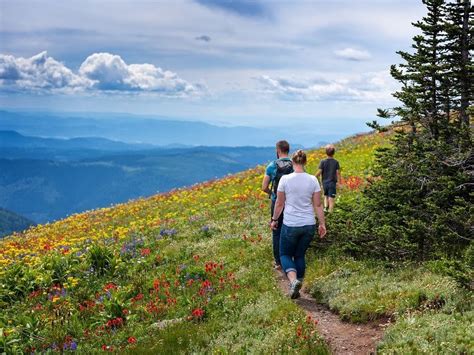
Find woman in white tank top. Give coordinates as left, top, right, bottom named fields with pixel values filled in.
left=271, top=150, right=327, bottom=299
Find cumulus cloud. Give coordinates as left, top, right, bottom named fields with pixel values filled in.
left=0, top=51, right=202, bottom=96
left=334, top=48, right=371, bottom=61
left=79, top=53, right=198, bottom=94
left=195, top=35, right=211, bottom=42
left=256, top=71, right=396, bottom=102
left=0, top=51, right=91, bottom=91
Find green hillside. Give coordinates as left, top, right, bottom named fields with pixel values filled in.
left=0, top=131, right=471, bottom=353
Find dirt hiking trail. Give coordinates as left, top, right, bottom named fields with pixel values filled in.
left=276, top=271, right=391, bottom=355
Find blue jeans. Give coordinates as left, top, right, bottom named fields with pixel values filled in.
left=279, top=224, right=316, bottom=280
left=270, top=200, right=284, bottom=265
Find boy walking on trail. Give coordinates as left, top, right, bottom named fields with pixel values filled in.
left=316, top=144, right=341, bottom=213
left=261, top=140, right=293, bottom=270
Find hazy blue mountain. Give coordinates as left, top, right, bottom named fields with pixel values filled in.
left=0, top=145, right=277, bottom=223
left=0, top=208, right=36, bottom=237
left=0, top=130, right=155, bottom=150
left=0, top=110, right=328, bottom=147
left=0, top=130, right=157, bottom=160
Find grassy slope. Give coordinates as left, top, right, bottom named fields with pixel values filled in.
left=0, top=131, right=471, bottom=353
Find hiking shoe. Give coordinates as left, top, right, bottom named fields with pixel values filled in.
left=289, top=279, right=302, bottom=299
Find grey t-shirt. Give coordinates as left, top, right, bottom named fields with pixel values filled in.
left=318, top=158, right=340, bottom=183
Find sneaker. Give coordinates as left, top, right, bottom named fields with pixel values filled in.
left=289, top=279, right=302, bottom=299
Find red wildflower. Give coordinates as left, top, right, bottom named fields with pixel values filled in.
left=341, top=176, right=364, bottom=190
left=127, top=337, right=137, bottom=344
left=131, top=293, right=143, bottom=303
left=193, top=254, right=200, bottom=261
left=140, top=248, right=151, bottom=256
left=104, top=283, right=117, bottom=291
left=29, top=289, right=42, bottom=299
left=191, top=308, right=205, bottom=318
left=296, top=325, right=303, bottom=337
left=105, top=317, right=124, bottom=329
left=201, top=280, right=211, bottom=288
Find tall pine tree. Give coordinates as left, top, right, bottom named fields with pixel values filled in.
left=444, top=0, right=473, bottom=142
left=383, top=0, right=448, bottom=145
left=347, top=0, right=473, bottom=261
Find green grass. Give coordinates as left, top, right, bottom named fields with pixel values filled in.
left=378, top=310, right=474, bottom=354
left=304, top=253, right=473, bottom=352
left=305, top=254, right=464, bottom=323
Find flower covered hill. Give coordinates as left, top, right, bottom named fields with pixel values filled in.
left=0, top=131, right=390, bottom=353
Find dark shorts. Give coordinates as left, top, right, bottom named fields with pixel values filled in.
left=323, top=181, right=337, bottom=198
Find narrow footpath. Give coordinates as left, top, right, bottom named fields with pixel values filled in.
left=276, top=271, right=390, bottom=355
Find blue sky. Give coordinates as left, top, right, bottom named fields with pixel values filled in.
left=0, top=0, right=426, bottom=135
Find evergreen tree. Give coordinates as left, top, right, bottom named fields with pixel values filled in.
left=347, top=0, right=473, bottom=262
left=379, top=0, right=448, bottom=143
left=444, top=0, right=473, bottom=142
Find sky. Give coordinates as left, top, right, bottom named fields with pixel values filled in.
left=0, top=0, right=427, bottom=134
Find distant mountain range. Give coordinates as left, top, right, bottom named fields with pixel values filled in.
left=0, top=130, right=155, bottom=150
left=0, top=208, right=35, bottom=237
left=0, top=130, right=157, bottom=161
left=0, top=110, right=332, bottom=225
left=0, top=130, right=280, bottom=223
left=0, top=110, right=330, bottom=147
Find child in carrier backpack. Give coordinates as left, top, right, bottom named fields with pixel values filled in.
left=261, top=140, right=293, bottom=270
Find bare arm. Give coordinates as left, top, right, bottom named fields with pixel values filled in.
left=315, top=169, right=322, bottom=178
left=261, top=175, right=271, bottom=195
left=312, top=191, right=327, bottom=238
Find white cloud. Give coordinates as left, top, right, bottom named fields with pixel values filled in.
left=256, top=71, right=397, bottom=102
left=0, top=51, right=92, bottom=92
left=0, top=52, right=202, bottom=96
left=334, top=48, right=371, bottom=61
left=79, top=53, right=199, bottom=95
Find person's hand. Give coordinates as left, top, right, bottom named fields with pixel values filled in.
left=318, top=224, right=327, bottom=238
left=270, top=220, right=278, bottom=230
